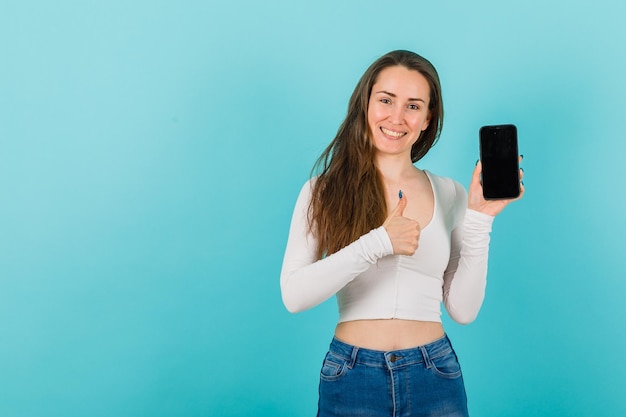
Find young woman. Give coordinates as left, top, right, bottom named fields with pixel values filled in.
left=280, top=50, right=523, bottom=417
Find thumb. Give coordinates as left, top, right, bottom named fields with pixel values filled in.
left=472, top=160, right=482, bottom=187
left=389, top=190, right=407, bottom=217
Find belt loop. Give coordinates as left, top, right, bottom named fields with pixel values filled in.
left=348, top=346, right=359, bottom=369
left=420, top=346, right=433, bottom=369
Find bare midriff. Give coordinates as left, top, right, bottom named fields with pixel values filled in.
left=334, top=319, right=445, bottom=351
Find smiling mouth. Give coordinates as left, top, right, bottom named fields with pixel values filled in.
left=381, top=127, right=407, bottom=138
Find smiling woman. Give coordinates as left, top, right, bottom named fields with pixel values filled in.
left=280, top=50, right=524, bottom=416
left=368, top=66, right=432, bottom=158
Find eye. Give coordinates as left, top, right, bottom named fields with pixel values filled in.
left=408, top=104, right=420, bottom=110
left=380, top=98, right=391, bottom=104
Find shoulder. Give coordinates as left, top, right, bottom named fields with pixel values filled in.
left=425, top=171, right=466, bottom=201
left=425, top=170, right=467, bottom=223
left=297, top=177, right=317, bottom=200
left=291, top=176, right=320, bottom=214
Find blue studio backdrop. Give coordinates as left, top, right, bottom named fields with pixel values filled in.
left=1, top=1, right=625, bottom=416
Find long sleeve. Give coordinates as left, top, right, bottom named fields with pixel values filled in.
left=442, top=181, right=494, bottom=324
left=280, top=180, right=394, bottom=313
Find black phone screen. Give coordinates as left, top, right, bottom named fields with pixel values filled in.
left=479, top=124, right=520, bottom=200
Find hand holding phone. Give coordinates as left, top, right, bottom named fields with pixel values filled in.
left=479, top=124, right=521, bottom=200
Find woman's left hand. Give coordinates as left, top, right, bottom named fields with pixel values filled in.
left=467, top=159, right=525, bottom=217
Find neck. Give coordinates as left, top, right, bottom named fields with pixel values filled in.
left=374, top=153, right=419, bottom=182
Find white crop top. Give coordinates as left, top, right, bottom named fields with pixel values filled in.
left=280, top=171, right=494, bottom=325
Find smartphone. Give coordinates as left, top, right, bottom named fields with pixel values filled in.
left=479, top=124, right=520, bottom=200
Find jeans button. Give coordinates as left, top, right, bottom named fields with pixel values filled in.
left=389, top=354, right=399, bottom=363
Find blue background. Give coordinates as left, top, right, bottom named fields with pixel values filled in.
left=2, top=0, right=625, bottom=416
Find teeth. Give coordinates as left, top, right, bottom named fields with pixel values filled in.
left=381, top=127, right=405, bottom=138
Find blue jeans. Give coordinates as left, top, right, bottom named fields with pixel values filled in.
left=317, top=335, right=469, bottom=417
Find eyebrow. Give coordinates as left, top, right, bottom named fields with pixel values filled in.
left=374, top=90, right=426, bottom=103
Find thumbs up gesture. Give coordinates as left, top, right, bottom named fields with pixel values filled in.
left=382, top=191, right=421, bottom=256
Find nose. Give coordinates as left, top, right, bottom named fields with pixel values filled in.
left=389, top=105, right=403, bottom=124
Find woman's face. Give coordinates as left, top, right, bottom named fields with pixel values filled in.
left=367, top=65, right=431, bottom=159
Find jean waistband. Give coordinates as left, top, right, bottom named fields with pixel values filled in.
left=328, top=334, right=455, bottom=369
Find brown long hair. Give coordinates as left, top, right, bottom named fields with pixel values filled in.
left=309, top=50, right=444, bottom=259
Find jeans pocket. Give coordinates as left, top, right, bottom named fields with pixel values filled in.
left=319, top=352, right=348, bottom=381
left=430, top=348, right=462, bottom=379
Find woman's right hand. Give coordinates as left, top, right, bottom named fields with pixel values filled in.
left=382, top=192, right=421, bottom=256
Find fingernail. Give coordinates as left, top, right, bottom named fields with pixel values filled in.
left=520, top=154, right=524, bottom=160
left=399, top=190, right=403, bottom=199
left=475, top=159, right=479, bottom=166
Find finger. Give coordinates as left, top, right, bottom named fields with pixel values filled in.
left=390, top=190, right=407, bottom=217
left=383, top=191, right=408, bottom=228
left=471, top=160, right=482, bottom=186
